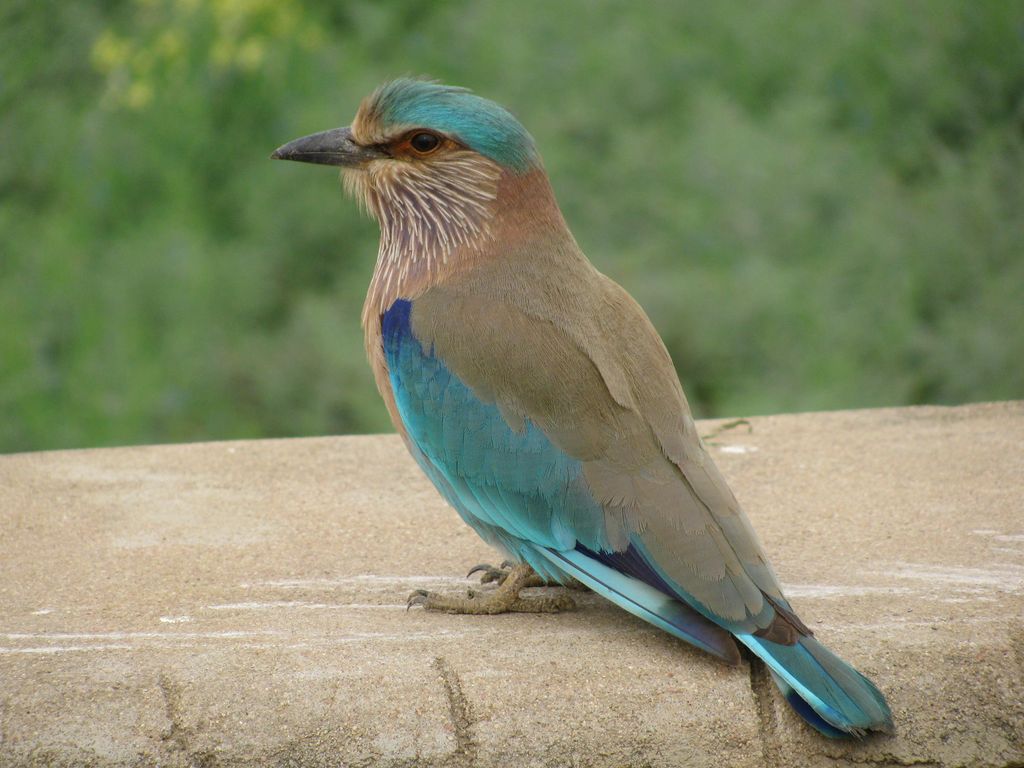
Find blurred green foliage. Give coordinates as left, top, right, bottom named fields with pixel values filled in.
left=2, top=0, right=1022, bottom=452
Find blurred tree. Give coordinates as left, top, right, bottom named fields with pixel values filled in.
left=1, top=0, right=1022, bottom=452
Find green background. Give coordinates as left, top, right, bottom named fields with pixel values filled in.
left=3, top=0, right=1022, bottom=452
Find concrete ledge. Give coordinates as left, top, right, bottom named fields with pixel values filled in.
left=1, top=403, right=1022, bottom=767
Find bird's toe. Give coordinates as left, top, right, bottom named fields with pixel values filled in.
left=406, top=589, right=433, bottom=610
left=467, top=561, right=513, bottom=585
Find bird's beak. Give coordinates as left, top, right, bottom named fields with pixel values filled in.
left=270, top=126, right=384, bottom=168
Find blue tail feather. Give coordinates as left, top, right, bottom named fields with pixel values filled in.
left=771, top=672, right=850, bottom=739
left=534, top=545, right=891, bottom=735
left=738, top=634, right=894, bottom=736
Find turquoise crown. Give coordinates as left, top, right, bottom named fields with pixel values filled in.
left=368, top=79, right=540, bottom=173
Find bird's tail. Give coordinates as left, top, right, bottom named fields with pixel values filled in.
left=737, top=633, right=894, bottom=737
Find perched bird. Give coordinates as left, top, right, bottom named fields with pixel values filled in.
left=272, top=79, right=893, bottom=737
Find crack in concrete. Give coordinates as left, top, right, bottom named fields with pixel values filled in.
left=159, top=673, right=216, bottom=767
left=1003, top=630, right=1024, bottom=761
left=747, top=656, right=784, bottom=766
left=432, top=656, right=477, bottom=767
left=159, top=673, right=188, bottom=754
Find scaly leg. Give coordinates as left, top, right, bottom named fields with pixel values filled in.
left=407, top=562, right=575, bottom=614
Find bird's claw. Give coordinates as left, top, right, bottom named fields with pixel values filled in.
left=466, top=560, right=517, bottom=585
left=406, top=589, right=433, bottom=611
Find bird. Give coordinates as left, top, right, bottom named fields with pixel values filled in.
left=271, top=78, right=894, bottom=738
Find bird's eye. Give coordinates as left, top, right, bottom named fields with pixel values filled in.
left=409, top=132, right=441, bottom=154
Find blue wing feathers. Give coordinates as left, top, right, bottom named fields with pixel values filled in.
left=381, top=297, right=891, bottom=737
left=535, top=547, right=741, bottom=663
left=383, top=298, right=603, bottom=552
left=576, top=542, right=682, bottom=598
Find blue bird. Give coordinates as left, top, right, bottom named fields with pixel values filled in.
left=272, top=79, right=894, bottom=737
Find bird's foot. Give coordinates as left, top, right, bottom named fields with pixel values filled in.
left=408, top=562, right=575, bottom=614
left=466, top=560, right=545, bottom=587
left=466, top=561, right=588, bottom=591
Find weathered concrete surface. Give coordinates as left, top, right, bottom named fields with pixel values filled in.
left=0, top=402, right=1021, bottom=767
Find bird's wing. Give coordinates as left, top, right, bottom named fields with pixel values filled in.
left=382, top=294, right=742, bottom=662
left=400, top=257, right=796, bottom=637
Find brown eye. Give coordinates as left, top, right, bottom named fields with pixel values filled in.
left=409, top=132, right=440, bottom=154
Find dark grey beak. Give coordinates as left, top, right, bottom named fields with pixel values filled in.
left=270, top=126, right=384, bottom=167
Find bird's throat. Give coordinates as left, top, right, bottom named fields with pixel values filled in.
left=360, top=163, right=575, bottom=325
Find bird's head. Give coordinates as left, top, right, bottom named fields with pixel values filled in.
left=272, top=79, right=544, bottom=268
